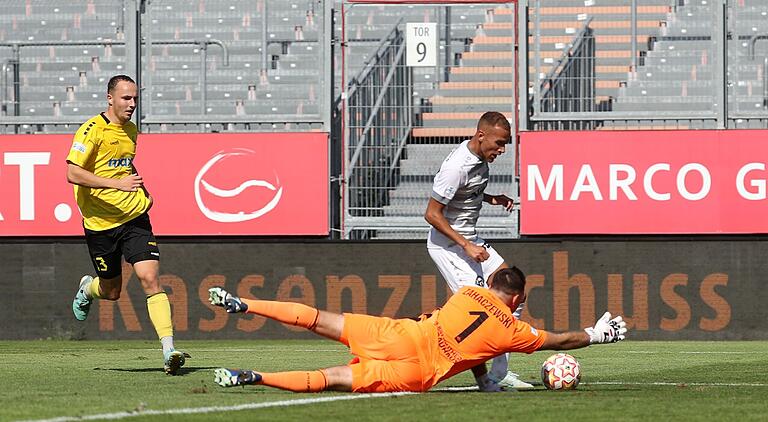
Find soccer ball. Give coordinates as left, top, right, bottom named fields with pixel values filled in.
left=541, top=353, right=581, bottom=390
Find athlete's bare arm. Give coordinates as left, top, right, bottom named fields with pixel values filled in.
left=424, top=198, right=489, bottom=262
left=538, top=331, right=592, bottom=351
left=482, top=193, right=515, bottom=212
left=66, top=162, right=143, bottom=192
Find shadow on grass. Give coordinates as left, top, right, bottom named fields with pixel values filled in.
left=92, top=366, right=218, bottom=375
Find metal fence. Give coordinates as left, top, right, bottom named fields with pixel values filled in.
left=342, top=23, right=413, bottom=229
left=0, top=0, right=332, bottom=134
left=536, top=17, right=598, bottom=130
left=340, top=1, right=519, bottom=239
left=522, top=0, right=768, bottom=131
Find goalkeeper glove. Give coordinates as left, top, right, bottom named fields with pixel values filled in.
left=585, top=311, right=627, bottom=344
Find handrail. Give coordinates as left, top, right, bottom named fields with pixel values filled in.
left=344, top=17, right=404, bottom=103
left=539, top=16, right=593, bottom=99
left=748, top=34, right=768, bottom=59
left=0, top=40, right=229, bottom=66
left=764, top=57, right=768, bottom=110
left=1, top=61, right=7, bottom=115
left=344, top=32, right=407, bottom=181
left=0, top=115, right=323, bottom=125
left=0, top=39, right=229, bottom=121
left=339, top=15, right=413, bottom=227
left=748, top=34, right=768, bottom=110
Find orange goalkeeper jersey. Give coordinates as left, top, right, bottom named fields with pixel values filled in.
left=416, top=286, right=548, bottom=388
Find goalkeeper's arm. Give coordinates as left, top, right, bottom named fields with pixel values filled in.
left=539, top=311, right=628, bottom=351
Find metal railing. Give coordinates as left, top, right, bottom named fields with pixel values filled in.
left=0, top=40, right=227, bottom=132
left=749, top=34, right=768, bottom=110
left=535, top=18, right=597, bottom=130
left=343, top=22, right=413, bottom=236
left=142, top=40, right=229, bottom=118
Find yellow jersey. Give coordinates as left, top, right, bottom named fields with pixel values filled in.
left=66, top=113, right=150, bottom=231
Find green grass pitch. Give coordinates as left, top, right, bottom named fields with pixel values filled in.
left=1, top=340, right=767, bottom=421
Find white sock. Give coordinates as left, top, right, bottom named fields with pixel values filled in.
left=81, top=279, right=94, bottom=300
left=161, top=336, right=175, bottom=354
left=489, top=353, right=510, bottom=381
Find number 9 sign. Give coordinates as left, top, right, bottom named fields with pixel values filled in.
left=406, top=22, right=437, bottom=67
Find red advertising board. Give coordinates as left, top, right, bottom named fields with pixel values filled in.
left=0, top=132, right=329, bottom=236
left=520, top=129, right=768, bottom=234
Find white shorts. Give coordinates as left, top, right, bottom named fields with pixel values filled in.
left=427, top=238, right=505, bottom=293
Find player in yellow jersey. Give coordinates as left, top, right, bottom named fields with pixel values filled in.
left=66, top=75, right=188, bottom=375
left=209, top=267, right=627, bottom=392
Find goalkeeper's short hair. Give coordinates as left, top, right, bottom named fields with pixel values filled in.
left=491, top=266, right=525, bottom=295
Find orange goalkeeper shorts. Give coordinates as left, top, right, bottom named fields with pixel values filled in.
left=342, top=313, right=429, bottom=392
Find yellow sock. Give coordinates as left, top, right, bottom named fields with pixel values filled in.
left=147, top=292, right=174, bottom=339
left=88, top=277, right=102, bottom=299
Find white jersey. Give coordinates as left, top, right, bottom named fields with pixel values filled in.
left=427, top=140, right=488, bottom=248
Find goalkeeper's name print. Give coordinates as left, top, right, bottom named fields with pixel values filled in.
left=461, top=288, right=513, bottom=329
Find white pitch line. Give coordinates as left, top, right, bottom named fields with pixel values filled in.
left=587, top=381, right=768, bottom=387
left=16, top=392, right=414, bottom=422
left=16, top=381, right=768, bottom=422
left=628, top=351, right=764, bottom=354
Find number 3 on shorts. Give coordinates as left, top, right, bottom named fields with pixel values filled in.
left=95, top=257, right=108, bottom=272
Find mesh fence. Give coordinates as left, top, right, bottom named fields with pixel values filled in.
left=0, top=0, right=329, bottom=134
left=340, top=2, right=518, bottom=239
left=525, top=0, right=768, bottom=130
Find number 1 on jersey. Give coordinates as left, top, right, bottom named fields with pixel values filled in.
left=454, top=311, right=489, bottom=343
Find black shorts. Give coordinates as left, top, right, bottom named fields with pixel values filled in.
left=84, top=213, right=160, bottom=279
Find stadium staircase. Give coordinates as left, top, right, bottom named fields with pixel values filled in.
left=371, top=0, right=670, bottom=239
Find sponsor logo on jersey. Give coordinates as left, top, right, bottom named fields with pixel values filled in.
left=71, top=142, right=87, bottom=153
left=107, top=157, right=133, bottom=168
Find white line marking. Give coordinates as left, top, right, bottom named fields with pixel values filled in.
left=438, top=382, right=768, bottom=389
left=587, top=381, right=768, bottom=387
left=436, top=386, right=478, bottom=392
left=628, top=351, right=761, bottom=355
left=16, top=392, right=415, bottom=422
left=16, top=380, right=768, bottom=422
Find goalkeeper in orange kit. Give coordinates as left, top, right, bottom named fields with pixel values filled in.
left=210, top=267, right=627, bottom=393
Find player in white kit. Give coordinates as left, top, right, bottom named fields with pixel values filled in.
left=424, top=111, right=533, bottom=391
